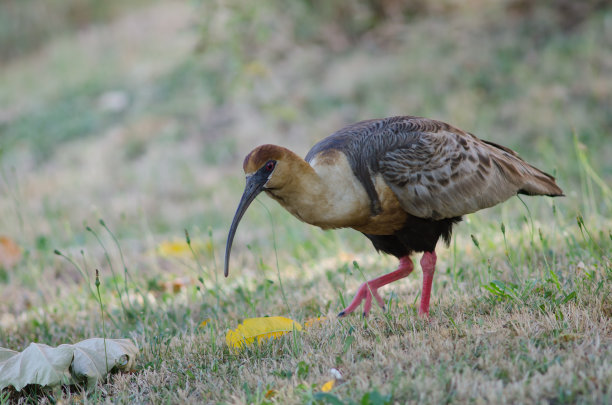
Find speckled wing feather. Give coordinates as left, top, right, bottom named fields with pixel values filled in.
left=307, top=116, right=563, bottom=220
left=379, top=118, right=563, bottom=219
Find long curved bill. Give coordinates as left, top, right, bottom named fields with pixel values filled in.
left=224, top=175, right=267, bottom=277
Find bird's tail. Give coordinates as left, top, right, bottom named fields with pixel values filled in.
left=483, top=140, right=564, bottom=197
left=517, top=163, right=564, bottom=197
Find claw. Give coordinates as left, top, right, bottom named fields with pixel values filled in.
left=339, top=281, right=383, bottom=317
left=338, top=257, right=414, bottom=317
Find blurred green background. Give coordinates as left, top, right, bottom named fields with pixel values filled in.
left=1, top=0, right=610, bottom=173
left=0, top=0, right=610, bottom=319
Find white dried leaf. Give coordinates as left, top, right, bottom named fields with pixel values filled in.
left=0, top=343, right=74, bottom=391
left=0, top=347, right=18, bottom=362
left=71, top=338, right=138, bottom=389
left=330, top=368, right=343, bottom=380
left=0, top=338, right=138, bottom=391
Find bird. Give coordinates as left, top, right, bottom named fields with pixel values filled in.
left=223, top=116, right=563, bottom=318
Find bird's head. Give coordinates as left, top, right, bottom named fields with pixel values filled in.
left=224, top=144, right=294, bottom=277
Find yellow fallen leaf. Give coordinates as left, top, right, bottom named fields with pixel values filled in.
left=225, top=316, right=302, bottom=350
left=156, top=239, right=208, bottom=258
left=157, top=240, right=190, bottom=257
left=321, top=379, right=335, bottom=392
left=304, top=317, right=327, bottom=329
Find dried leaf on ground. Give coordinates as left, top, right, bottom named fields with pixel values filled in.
left=0, top=236, right=21, bottom=268
left=156, top=239, right=209, bottom=258
left=0, top=338, right=138, bottom=391
left=0, top=348, right=18, bottom=362
left=226, top=316, right=302, bottom=350
left=71, top=338, right=139, bottom=389
left=0, top=343, right=74, bottom=391
left=156, top=240, right=191, bottom=257
left=304, top=317, right=327, bottom=329
left=321, top=379, right=335, bottom=392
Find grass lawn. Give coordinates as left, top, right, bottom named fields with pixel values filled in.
left=1, top=1, right=611, bottom=403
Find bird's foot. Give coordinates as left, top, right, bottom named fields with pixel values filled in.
left=418, top=308, right=430, bottom=319
left=338, top=281, right=385, bottom=318
left=338, top=257, right=414, bottom=318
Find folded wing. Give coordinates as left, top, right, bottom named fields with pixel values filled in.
left=379, top=123, right=563, bottom=220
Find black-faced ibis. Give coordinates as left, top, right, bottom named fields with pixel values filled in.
left=224, top=116, right=563, bottom=317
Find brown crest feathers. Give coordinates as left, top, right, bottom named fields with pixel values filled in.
left=243, top=144, right=292, bottom=173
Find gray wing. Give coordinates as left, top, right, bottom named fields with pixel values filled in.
left=379, top=123, right=562, bottom=219
left=307, top=116, right=562, bottom=220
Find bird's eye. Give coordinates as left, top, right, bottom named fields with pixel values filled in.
left=265, top=161, right=276, bottom=172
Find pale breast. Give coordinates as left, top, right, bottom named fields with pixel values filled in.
left=310, top=153, right=407, bottom=234
left=308, top=151, right=372, bottom=229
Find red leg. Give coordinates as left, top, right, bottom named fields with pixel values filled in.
left=419, top=251, right=437, bottom=318
left=339, top=256, right=414, bottom=317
